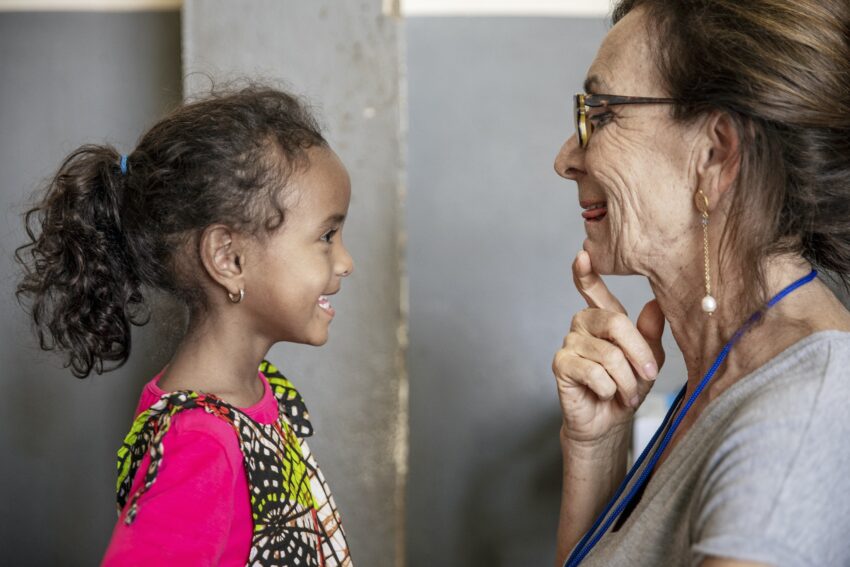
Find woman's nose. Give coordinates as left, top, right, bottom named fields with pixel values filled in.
left=554, top=134, right=585, bottom=181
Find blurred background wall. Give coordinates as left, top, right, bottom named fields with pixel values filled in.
left=403, top=15, right=688, bottom=567
left=0, top=10, right=182, bottom=565
left=0, top=2, right=696, bottom=566
left=404, top=17, right=608, bottom=566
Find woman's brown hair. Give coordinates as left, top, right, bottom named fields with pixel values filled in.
left=613, top=0, right=850, bottom=314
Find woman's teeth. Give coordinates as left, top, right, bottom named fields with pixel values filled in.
left=318, top=295, right=332, bottom=311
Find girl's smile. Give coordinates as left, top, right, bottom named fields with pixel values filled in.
left=317, top=294, right=336, bottom=317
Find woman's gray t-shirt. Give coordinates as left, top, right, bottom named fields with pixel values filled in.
left=580, top=331, right=850, bottom=567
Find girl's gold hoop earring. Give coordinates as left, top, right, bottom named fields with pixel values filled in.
left=227, top=288, right=245, bottom=304
left=696, top=190, right=716, bottom=315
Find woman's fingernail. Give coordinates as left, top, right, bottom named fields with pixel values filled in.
left=630, top=396, right=641, bottom=408
left=643, top=362, right=658, bottom=380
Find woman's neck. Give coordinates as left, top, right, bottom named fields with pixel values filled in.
left=650, top=255, right=850, bottom=402
left=158, top=309, right=273, bottom=407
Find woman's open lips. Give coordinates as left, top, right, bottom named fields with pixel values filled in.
left=581, top=202, right=608, bottom=222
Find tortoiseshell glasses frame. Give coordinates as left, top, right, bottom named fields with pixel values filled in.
left=574, top=93, right=677, bottom=148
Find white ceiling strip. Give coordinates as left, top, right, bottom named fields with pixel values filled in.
left=0, top=0, right=180, bottom=11
left=402, top=0, right=611, bottom=17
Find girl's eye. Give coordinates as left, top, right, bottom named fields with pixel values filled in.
left=321, top=229, right=338, bottom=244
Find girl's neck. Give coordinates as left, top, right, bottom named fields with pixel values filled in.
left=158, top=309, right=272, bottom=408
left=650, top=255, right=850, bottom=403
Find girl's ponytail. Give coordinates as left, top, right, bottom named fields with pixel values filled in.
left=16, top=145, right=148, bottom=378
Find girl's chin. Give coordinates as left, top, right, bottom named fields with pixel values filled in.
left=304, top=326, right=331, bottom=347
left=278, top=327, right=329, bottom=347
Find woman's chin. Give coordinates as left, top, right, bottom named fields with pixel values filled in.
left=582, top=239, right=636, bottom=276
left=582, top=239, right=613, bottom=271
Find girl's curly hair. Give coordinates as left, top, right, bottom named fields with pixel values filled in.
left=16, top=86, right=327, bottom=378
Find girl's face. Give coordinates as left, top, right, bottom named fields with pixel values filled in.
left=245, top=146, right=354, bottom=346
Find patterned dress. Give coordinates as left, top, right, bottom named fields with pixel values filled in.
left=115, top=361, right=352, bottom=566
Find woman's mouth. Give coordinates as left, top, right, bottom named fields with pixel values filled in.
left=318, top=295, right=335, bottom=317
left=581, top=202, right=608, bottom=222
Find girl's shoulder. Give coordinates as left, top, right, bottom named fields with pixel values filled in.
left=118, top=358, right=313, bottom=496
left=137, top=362, right=284, bottom=424
left=124, top=359, right=313, bottom=456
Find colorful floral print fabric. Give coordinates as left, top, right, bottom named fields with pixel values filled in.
left=115, top=361, right=352, bottom=566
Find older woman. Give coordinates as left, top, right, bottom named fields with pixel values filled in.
left=550, top=1, right=850, bottom=566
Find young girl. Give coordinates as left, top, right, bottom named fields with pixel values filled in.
left=16, top=86, right=355, bottom=566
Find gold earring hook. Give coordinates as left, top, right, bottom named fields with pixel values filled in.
left=695, top=189, right=710, bottom=216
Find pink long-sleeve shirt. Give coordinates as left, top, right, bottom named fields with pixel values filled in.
left=102, top=372, right=277, bottom=566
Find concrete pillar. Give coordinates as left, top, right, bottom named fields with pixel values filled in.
left=183, top=2, right=406, bottom=566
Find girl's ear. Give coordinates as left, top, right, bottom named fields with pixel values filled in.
left=695, top=111, right=742, bottom=211
left=199, top=224, right=245, bottom=297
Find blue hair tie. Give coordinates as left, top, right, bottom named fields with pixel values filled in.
left=119, top=154, right=128, bottom=176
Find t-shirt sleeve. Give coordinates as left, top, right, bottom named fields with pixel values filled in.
left=101, top=417, right=241, bottom=566
left=690, top=367, right=850, bottom=567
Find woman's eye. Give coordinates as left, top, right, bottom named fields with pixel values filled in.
left=588, top=111, right=613, bottom=127
left=321, top=229, right=338, bottom=243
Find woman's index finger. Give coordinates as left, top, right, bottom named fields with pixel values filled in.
left=572, top=250, right=627, bottom=315
left=577, top=310, right=659, bottom=381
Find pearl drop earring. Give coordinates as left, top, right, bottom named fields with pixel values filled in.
left=696, top=190, right=716, bottom=315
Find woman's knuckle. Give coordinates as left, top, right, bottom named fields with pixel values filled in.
left=600, top=380, right=617, bottom=400
left=553, top=351, right=578, bottom=379
left=571, top=309, right=591, bottom=331
left=552, top=351, right=566, bottom=374
left=602, top=345, right=625, bottom=368
left=609, top=313, right=631, bottom=335
left=588, top=364, right=608, bottom=384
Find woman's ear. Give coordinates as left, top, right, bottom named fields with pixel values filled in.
left=199, top=224, right=246, bottom=297
left=696, top=111, right=742, bottom=211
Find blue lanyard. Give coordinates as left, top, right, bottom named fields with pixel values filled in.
left=563, top=269, right=818, bottom=567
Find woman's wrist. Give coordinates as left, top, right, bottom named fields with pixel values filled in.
left=555, top=421, right=632, bottom=563
left=559, top=421, right=632, bottom=463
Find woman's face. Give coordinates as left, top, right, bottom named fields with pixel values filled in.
left=554, top=7, right=702, bottom=278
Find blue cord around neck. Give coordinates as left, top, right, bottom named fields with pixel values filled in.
left=563, top=269, right=818, bottom=567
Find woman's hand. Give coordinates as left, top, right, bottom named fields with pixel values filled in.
left=552, top=251, right=666, bottom=445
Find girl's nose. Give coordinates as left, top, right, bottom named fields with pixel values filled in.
left=337, top=245, right=354, bottom=277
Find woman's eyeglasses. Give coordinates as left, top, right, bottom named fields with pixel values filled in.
left=574, top=93, right=677, bottom=148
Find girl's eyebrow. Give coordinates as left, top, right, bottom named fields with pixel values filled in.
left=322, top=213, right=346, bottom=226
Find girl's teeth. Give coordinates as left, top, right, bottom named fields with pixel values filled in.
left=318, top=295, right=332, bottom=310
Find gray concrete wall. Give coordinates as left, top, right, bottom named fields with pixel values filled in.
left=182, top=2, right=405, bottom=566
left=404, top=16, right=688, bottom=567
left=19, top=9, right=819, bottom=567
left=6, top=8, right=850, bottom=567
left=0, top=12, right=182, bottom=566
